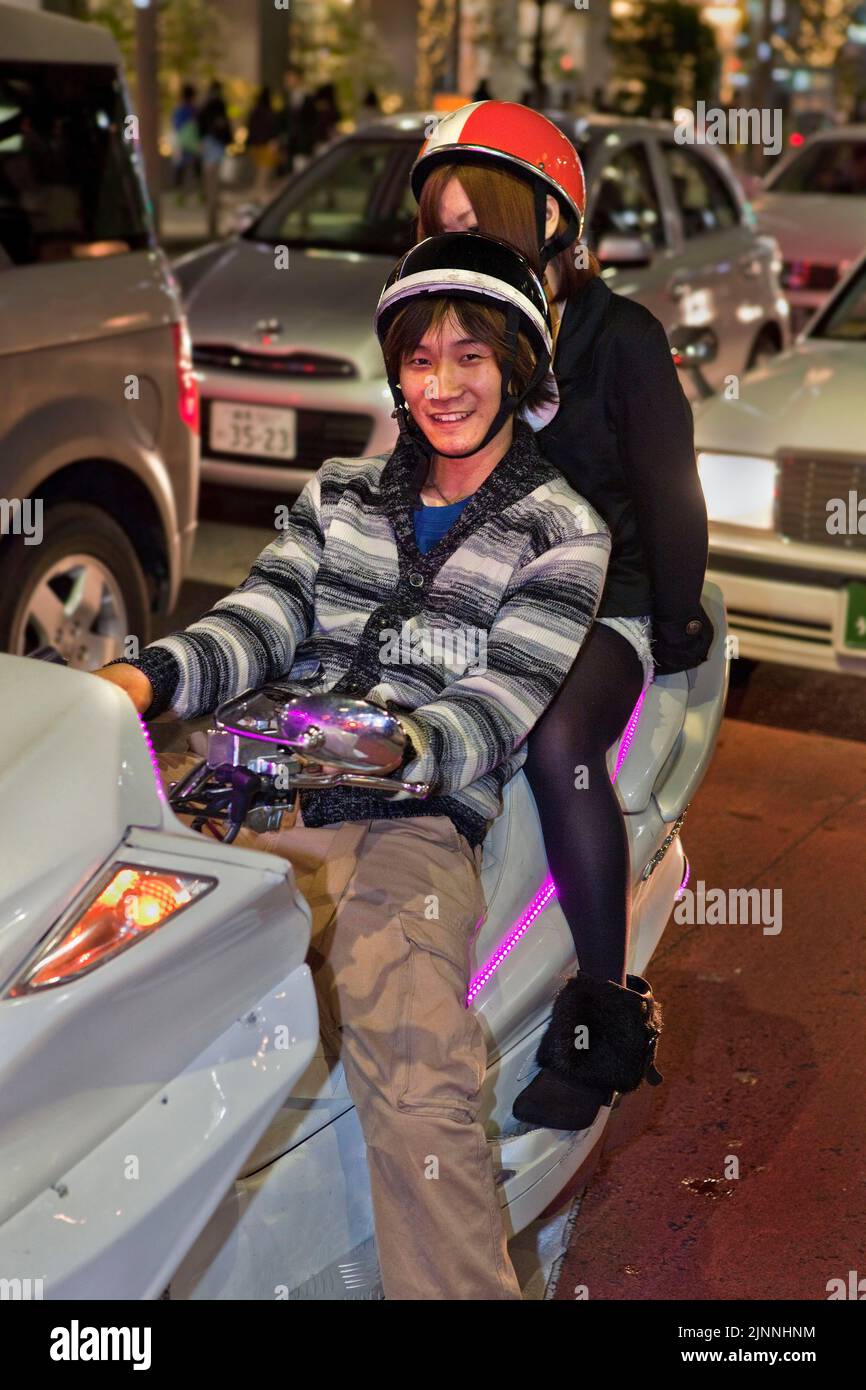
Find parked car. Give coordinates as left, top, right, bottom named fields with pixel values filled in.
left=694, top=251, right=866, bottom=675
left=0, top=4, right=199, bottom=668
left=753, top=126, right=866, bottom=335
left=173, top=111, right=789, bottom=493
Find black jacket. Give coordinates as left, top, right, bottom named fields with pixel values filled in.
left=537, top=274, right=712, bottom=674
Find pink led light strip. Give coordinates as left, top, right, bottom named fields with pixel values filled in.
left=467, top=687, right=648, bottom=1004
left=611, top=685, right=647, bottom=783
left=466, top=875, right=556, bottom=1005
left=137, top=714, right=166, bottom=802
left=676, top=858, right=690, bottom=900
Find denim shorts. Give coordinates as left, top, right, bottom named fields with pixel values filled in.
left=597, top=613, right=654, bottom=687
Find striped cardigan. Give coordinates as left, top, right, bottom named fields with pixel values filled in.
left=127, top=422, right=611, bottom=846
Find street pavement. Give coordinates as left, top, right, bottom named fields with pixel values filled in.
left=551, top=718, right=866, bottom=1300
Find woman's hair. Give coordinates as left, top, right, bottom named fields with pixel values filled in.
left=381, top=296, right=557, bottom=416
left=416, top=162, right=599, bottom=299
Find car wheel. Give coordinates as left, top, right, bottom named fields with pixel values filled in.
left=0, top=503, right=151, bottom=669
left=746, top=329, right=781, bottom=370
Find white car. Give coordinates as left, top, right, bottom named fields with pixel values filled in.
left=753, top=126, right=866, bottom=335
left=695, top=252, right=866, bottom=675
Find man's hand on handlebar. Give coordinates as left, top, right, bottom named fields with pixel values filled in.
left=92, top=663, right=154, bottom=715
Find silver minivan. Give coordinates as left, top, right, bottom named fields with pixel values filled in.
left=0, top=4, right=199, bottom=667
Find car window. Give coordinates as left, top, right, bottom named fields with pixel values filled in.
left=586, top=140, right=665, bottom=249
left=0, top=61, right=150, bottom=269
left=811, top=263, right=866, bottom=341
left=660, top=145, right=739, bottom=238
left=768, top=139, right=866, bottom=196
left=251, top=139, right=417, bottom=256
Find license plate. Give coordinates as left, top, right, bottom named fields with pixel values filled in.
left=843, top=581, right=866, bottom=652
left=210, top=402, right=296, bottom=460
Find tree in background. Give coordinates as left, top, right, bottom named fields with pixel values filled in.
left=88, top=0, right=226, bottom=119
left=416, top=0, right=459, bottom=107
left=740, top=0, right=866, bottom=122
left=288, top=0, right=395, bottom=119
left=609, top=0, right=720, bottom=118
left=777, top=0, right=864, bottom=67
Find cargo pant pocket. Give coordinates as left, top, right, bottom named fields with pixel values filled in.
left=392, top=911, right=487, bottom=1123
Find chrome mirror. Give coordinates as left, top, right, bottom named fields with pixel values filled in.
left=276, top=694, right=406, bottom=774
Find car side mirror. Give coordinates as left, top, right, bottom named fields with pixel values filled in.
left=596, top=233, right=653, bottom=268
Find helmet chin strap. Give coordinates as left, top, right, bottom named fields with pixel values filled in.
left=388, top=306, right=545, bottom=464
left=534, top=180, right=580, bottom=272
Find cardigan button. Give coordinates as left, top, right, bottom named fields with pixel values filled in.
left=408, top=572, right=425, bottom=588
left=685, top=618, right=703, bottom=636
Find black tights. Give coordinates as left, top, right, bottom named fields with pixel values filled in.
left=523, top=623, right=644, bottom=988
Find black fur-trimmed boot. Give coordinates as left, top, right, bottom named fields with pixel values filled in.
left=511, top=973, right=664, bottom=1132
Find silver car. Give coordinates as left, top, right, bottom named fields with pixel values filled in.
left=754, top=126, right=866, bottom=335
left=174, top=111, right=790, bottom=493
left=0, top=5, right=199, bottom=667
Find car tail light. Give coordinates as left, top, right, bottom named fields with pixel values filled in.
left=3, top=865, right=215, bottom=997
left=781, top=260, right=839, bottom=292
left=173, top=319, right=200, bottom=434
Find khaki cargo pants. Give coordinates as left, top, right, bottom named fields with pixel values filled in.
left=159, top=746, right=522, bottom=1302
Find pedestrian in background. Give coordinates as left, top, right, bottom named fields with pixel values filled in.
left=312, top=83, right=340, bottom=151
left=278, top=67, right=306, bottom=174
left=358, top=86, right=381, bottom=125
left=170, top=83, right=200, bottom=201
left=198, top=79, right=232, bottom=238
left=246, top=85, right=280, bottom=196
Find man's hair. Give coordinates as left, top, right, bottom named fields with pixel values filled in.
left=381, top=296, right=557, bottom=415
left=416, top=161, right=599, bottom=299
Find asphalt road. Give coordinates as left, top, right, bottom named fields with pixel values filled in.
left=551, top=718, right=866, bottom=1302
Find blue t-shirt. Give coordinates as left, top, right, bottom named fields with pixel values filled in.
left=413, top=497, right=473, bottom=554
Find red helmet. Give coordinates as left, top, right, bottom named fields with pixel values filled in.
left=411, top=101, right=587, bottom=251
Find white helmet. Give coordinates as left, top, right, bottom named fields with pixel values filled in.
left=374, top=231, right=553, bottom=458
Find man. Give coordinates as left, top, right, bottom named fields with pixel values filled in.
left=95, top=235, right=610, bottom=1299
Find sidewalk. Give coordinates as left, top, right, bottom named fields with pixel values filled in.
left=552, top=717, right=866, bottom=1301
left=156, top=178, right=289, bottom=253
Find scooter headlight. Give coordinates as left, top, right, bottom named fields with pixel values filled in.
left=3, top=864, right=216, bottom=998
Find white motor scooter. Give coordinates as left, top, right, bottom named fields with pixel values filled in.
left=0, top=584, right=728, bottom=1300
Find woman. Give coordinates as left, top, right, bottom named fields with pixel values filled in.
left=198, top=80, right=233, bottom=238
left=411, top=102, right=712, bottom=1132
left=246, top=86, right=280, bottom=195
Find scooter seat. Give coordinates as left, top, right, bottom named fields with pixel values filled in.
left=479, top=581, right=728, bottom=907
left=480, top=677, right=689, bottom=887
